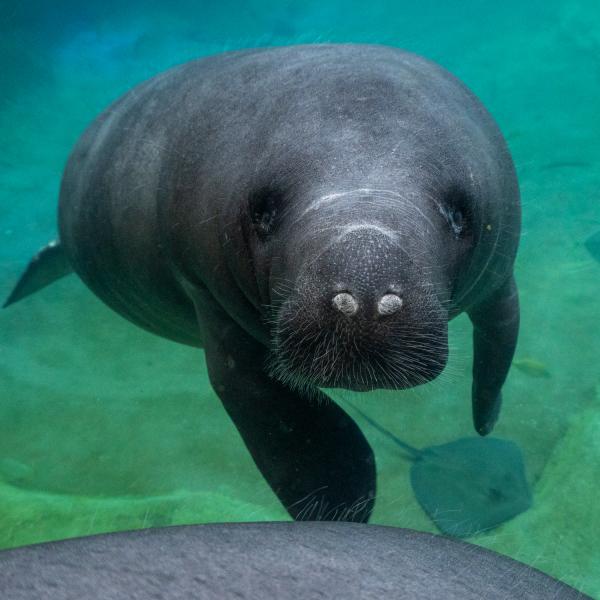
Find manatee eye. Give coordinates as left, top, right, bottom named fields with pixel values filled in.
left=253, top=206, right=276, bottom=237
left=249, top=188, right=280, bottom=239
left=449, top=208, right=464, bottom=236
left=443, top=187, right=472, bottom=240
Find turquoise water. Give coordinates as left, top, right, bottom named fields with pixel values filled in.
left=1, top=0, right=599, bottom=596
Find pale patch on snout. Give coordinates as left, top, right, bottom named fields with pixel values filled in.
left=299, top=188, right=403, bottom=219
left=332, top=292, right=359, bottom=316
left=333, top=222, right=398, bottom=244
left=377, top=293, right=403, bottom=315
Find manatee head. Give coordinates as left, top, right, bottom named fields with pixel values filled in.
left=244, top=185, right=476, bottom=393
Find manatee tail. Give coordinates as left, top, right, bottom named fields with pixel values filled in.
left=3, top=240, right=72, bottom=308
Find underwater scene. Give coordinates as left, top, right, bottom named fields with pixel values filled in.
left=1, top=0, right=599, bottom=597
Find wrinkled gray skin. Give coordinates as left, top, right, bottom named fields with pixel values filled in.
left=0, top=524, right=588, bottom=600
left=58, top=44, right=520, bottom=522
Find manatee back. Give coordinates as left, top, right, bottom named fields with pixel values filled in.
left=0, top=523, right=587, bottom=599
left=58, top=45, right=519, bottom=341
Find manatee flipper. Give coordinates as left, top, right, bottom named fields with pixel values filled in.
left=3, top=240, right=72, bottom=308
left=190, top=287, right=376, bottom=522
left=468, top=275, right=520, bottom=436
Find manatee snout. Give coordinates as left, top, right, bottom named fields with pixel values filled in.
left=267, top=227, right=449, bottom=392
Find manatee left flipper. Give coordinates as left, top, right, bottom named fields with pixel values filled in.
left=190, top=286, right=376, bottom=522
left=3, top=240, right=72, bottom=308
left=468, top=275, right=520, bottom=436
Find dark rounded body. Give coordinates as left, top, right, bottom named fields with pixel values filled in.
left=58, top=44, right=520, bottom=349
left=51, top=45, right=522, bottom=520
left=0, top=523, right=587, bottom=600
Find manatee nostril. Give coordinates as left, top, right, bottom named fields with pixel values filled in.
left=332, top=292, right=359, bottom=316
left=377, top=293, right=403, bottom=316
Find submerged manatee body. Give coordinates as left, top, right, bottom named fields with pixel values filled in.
left=5, top=45, right=521, bottom=521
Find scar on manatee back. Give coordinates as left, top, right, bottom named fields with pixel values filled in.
left=347, top=402, right=532, bottom=538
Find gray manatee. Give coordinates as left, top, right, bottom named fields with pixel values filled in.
left=5, top=45, right=521, bottom=521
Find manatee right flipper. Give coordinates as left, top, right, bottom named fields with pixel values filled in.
left=468, top=275, right=520, bottom=436
left=3, top=240, right=72, bottom=308
left=190, top=286, right=376, bottom=522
